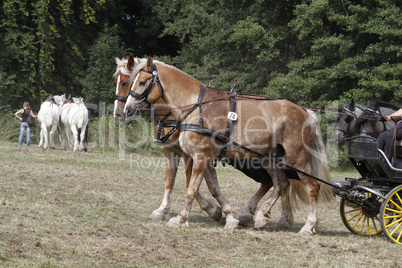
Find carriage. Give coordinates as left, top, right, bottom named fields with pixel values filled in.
left=332, top=136, right=402, bottom=244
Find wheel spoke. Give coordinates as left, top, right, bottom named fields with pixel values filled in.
left=359, top=215, right=367, bottom=233
left=397, top=228, right=402, bottom=243
left=353, top=213, right=364, bottom=229
left=396, top=193, right=402, bottom=207
left=389, top=199, right=402, bottom=212
left=385, top=207, right=402, bottom=215
left=345, top=207, right=363, bottom=214
left=386, top=218, right=402, bottom=228
left=371, top=217, right=379, bottom=233
left=345, top=202, right=359, bottom=207
left=390, top=222, right=402, bottom=236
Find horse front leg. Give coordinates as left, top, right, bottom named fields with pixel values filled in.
left=166, top=154, right=207, bottom=228
left=201, top=164, right=238, bottom=229
left=254, top=168, right=289, bottom=229
left=183, top=155, right=222, bottom=222
left=275, top=183, right=294, bottom=229
left=148, top=150, right=180, bottom=221
left=239, top=182, right=272, bottom=226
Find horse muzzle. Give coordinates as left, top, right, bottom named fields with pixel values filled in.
left=124, top=101, right=145, bottom=120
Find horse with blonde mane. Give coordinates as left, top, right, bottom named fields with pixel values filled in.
left=124, top=57, right=333, bottom=235
left=114, top=56, right=225, bottom=224
left=38, top=94, right=65, bottom=149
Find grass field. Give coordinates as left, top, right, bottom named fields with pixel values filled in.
left=1, top=141, right=401, bottom=267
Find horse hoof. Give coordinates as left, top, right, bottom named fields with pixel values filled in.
left=298, top=228, right=314, bottom=236
left=166, top=216, right=188, bottom=228
left=148, top=210, right=169, bottom=221
left=254, top=211, right=269, bottom=229
left=205, top=201, right=222, bottom=222
left=224, top=218, right=239, bottom=230
left=275, top=214, right=294, bottom=229
left=238, top=210, right=254, bottom=226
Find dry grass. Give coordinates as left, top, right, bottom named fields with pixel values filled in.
left=0, top=141, right=401, bottom=267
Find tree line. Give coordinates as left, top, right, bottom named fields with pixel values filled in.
left=1, top=0, right=401, bottom=114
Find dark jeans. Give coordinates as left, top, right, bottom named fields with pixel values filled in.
left=378, top=123, right=402, bottom=159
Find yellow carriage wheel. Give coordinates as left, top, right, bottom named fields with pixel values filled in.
left=380, top=185, right=402, bottom=244
left=340, top=192, right=384, bottom=236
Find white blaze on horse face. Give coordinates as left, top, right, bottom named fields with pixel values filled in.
left=114, top=74, right=121, bottom=118
left=124, top=72, right=141, bottom=114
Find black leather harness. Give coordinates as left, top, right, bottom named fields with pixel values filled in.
left=123, top=64, right=346, bottom=190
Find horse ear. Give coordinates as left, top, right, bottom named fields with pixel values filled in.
left=127, top=55, right=135, bottom=71
left=350, top=99, right=355, bottom=110
left=147, top=56, right=153, bottom=70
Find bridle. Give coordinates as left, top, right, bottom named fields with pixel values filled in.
left=127, top=64, right=163, bottom=108
left=115, top=66, right=174, bottom=143
left=359, top=107, right=384, bottom=136
left=115, top=64, right=163, bottom=106
left=336, top=107, right=357, bottom=138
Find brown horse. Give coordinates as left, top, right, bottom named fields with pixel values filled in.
left=114, top=56, right=225, bottom=225
left=114, top=56, right=305, bottom=229
left=124, top=57, right=333, bottom=235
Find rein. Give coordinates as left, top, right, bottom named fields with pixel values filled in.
left=125, top=66, right=347, bottom=191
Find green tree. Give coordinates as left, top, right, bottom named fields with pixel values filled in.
left=267, top=0, right=402, bottom=107
left=160, top=0, right=301, bottom=94
left=82, top=25, right=127, bottom=105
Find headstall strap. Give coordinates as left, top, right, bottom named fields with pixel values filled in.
left=218, top=91, right=237, bottom=161
left=128, top=64, right=163, bottom=107
left=115, top=95, right=128, bottom=102
left=198, top=87, right=206, bottom=128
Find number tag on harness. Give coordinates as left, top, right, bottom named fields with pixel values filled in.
left=228, top=112, right=238, bottom=121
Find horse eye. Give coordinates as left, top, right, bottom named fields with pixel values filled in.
left=139, top=81, right=146, bottom=86
left=122, top=81, right=128, bottom=88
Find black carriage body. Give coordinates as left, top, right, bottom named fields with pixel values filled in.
left=347, top=137, right=402, bottom=185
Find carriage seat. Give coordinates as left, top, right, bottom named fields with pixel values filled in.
left=391, top=140, right=402, bottom=168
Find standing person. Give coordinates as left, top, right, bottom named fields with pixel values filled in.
left=15, top=102, right=37, bottom=147
left=378, top=108, right=402, bottom=160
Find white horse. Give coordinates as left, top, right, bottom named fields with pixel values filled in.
left=59, top=97, right=89, bottom=151
left=38, top=95, right=65, bottom=149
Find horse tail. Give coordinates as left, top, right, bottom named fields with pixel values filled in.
left=289, top=110, right=334, bottom=208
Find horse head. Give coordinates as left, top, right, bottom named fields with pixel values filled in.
left=124, top=56, right=164, bottom=119
left=334, top=99, right=357, bottom=146
left=113, top=55, right=145, bottom=122
left=354, top=101, right=381, bottom=137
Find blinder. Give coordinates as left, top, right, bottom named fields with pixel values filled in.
left=128, top=64, right=163, bottom=108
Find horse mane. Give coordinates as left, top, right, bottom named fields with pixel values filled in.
left=374, top=100, right=401, bottom=111
left=113, top=57, right=141, bottom=78
left=127, top=60, right=201, bottom=86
